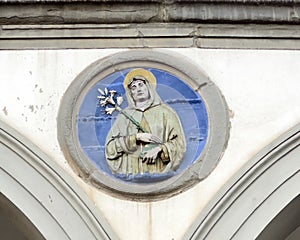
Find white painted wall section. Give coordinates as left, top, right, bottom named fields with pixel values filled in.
left=0, top=48, right=299, bottom=240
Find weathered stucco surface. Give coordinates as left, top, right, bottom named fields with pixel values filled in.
left=1, top=48, right=300, bottom=239
left=2, top=0, right=300, bottom=25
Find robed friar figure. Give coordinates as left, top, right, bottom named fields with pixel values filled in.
left=105, top=68, right=186, bottom=176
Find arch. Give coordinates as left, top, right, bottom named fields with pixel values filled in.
left=256, top=194, right=300, bottom=240
left=185, top=123, right=300, bottom=239
left=0, top=120, right=118, bottom=240
left=0, top=192, right=45, bottom=239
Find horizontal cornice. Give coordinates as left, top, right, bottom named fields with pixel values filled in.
left=2, top=23, right=300, bottom=49
left=1, top=1, right=300, bottom=24
left=1, top=0, right=300, bottom=3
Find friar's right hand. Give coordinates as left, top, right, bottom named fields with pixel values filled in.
left=136, top=133, right=162, bottom=144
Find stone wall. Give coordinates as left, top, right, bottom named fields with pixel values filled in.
left=1, top=48, right=300, bottom=239
left=1, top=1, right=300, bottom=239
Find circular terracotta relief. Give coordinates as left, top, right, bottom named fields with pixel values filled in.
left=58, top=50, right=229, bottom=200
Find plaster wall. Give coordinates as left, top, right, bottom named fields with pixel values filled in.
left=0, top=48, right=299, bottom=240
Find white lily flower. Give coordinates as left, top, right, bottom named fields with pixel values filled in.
left=117, top=96, right=124, bottom=106
left=98, top=88, right=123, bottom=113
left=100, top=97, right=109, bottom=106
left=107, top=95, right=115, bottom=105
left=109, top=90, right=117, bottom=96
left=105, top=107, right=116, bottom=115
left=98, top=88, right=105, bottom=95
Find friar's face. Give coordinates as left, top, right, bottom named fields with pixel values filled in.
left=129, top=79, right=150, bottom=103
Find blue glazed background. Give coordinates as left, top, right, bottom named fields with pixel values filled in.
left=77, top=68, right=208, bottom=182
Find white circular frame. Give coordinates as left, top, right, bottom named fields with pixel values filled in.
left=57, top=49, right=230, bottom=200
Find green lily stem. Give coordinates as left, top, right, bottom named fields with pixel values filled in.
left=115, top=105, right=147, bottom=133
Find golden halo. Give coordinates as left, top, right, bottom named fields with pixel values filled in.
left=124, top=68, right=157, bottom=88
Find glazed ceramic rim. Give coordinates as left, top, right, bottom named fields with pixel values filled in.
left=57, top=49, right=230, bottom=201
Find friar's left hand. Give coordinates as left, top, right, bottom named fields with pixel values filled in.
left=142, top=146, right=162, bottom=164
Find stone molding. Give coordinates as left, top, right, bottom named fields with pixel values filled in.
left=1, top=1, right=300, bottom=24
left=2, top=23, right=300, bottom=50
left=2, top=0, right=300, bottom=50
left=0, top=120, right=118, bottom=240
left=185, top=123, right=300, bottom=239
left=57, top=49, right=230, bottom=201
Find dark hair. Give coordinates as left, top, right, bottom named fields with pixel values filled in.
left=128, top=77, right=146, bottom=88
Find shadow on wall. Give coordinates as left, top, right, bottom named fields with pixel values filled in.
left=0, top=193, right=45, bottom=240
